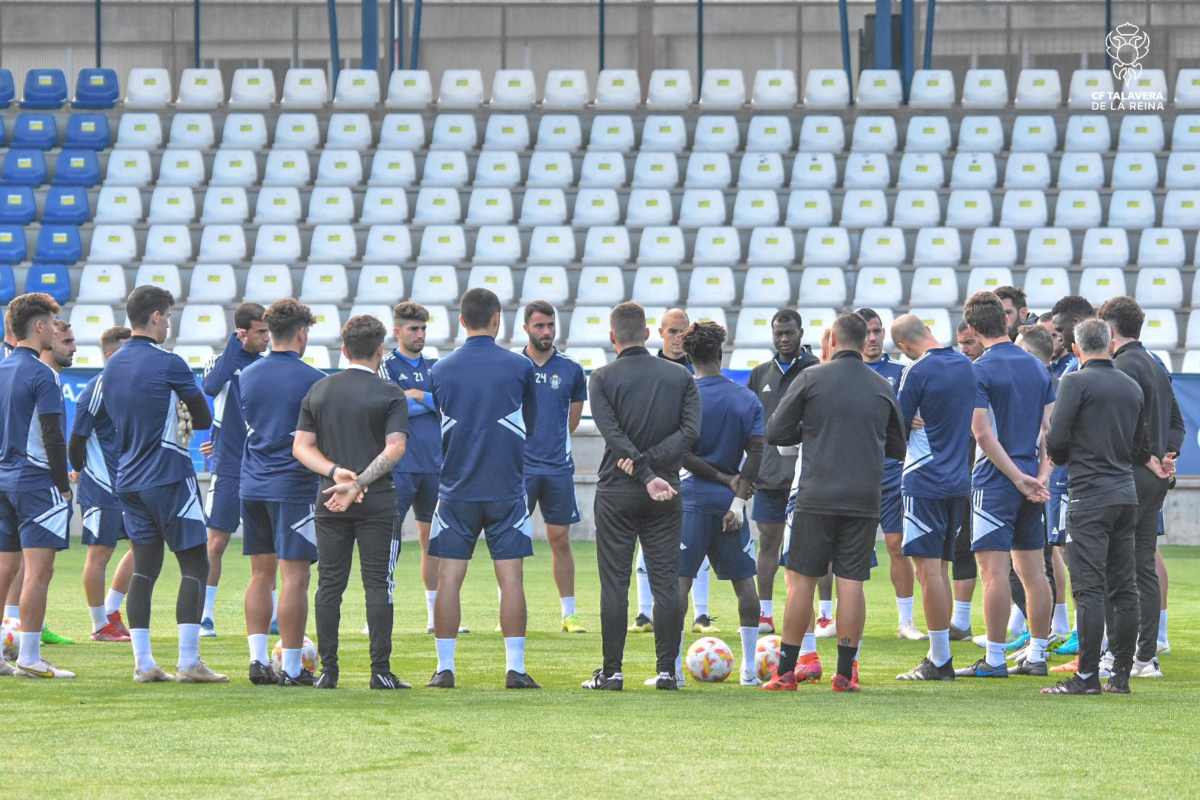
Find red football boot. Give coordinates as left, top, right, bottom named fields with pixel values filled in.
left=831, top=673, right=860, bottom=693
left=760, top=670, right=798, bottom=691
left=794, top=651, right=823, bottom=683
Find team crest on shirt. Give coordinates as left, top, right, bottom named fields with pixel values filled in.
left=550, top=374, right=561, bottom=390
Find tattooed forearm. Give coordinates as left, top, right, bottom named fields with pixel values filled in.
left=353, top=433, right=406, bottom=490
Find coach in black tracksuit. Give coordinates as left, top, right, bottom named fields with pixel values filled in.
left=1100, top=298, right=1185, bottom=670
left=1044, top=318, right=1152, bottom=695
left=583, top=302, right=700, bottom=691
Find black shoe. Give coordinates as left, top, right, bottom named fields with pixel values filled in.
left=427, top=669, right=455, bottom=688
left=248, top=660, right=279, bottom=686
left=580, top=668, right=623, bottom=690
left=896, top=657, right=955, bottom=681
left=654, top=671, right=679, bottom=690
left=370, top=671, right=412, bottom=690
left=279, top=669, right=314, bottom=687
left=1104, top=673, right=1132, bottom=694
left=505, top=670, right=541, bottom=689
left=1010, top=656, right=1048, bottom=677
left=1041, top=673, right=1102, bottom=695
left=948, top=625, right=974, bottom=642
left=314, top=670, right=338, bottom=689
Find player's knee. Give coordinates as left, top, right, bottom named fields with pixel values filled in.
left=884, top=534, right=904, bottom=558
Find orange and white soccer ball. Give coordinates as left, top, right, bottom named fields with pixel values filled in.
left=755, top=634, right=782, bottom=681
left=271, top=636, right=318, bottom=673
left=685, top=636, right=734, bottom=682
left=0, top=621, right=16, bottom=661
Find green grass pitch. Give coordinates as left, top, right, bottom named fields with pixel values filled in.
left=6, top=542, right=1197, bottom=798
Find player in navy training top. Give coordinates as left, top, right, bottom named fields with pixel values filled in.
left=520, top=301, right=588, bottom=634
left=101, top=285, right=225, bottom=684
left=0, top=294, right=73, bottom=678
left=858, top=307, right=918, bottom=640
left=378, top=301, right=446, bottom=634
left=198, top=302, right=268, bottom=637
left=891, top=314, right=978, bottom=681
left=238, top=299, right=326, bottom=686
left=961, top=291, right=1055, bottom=679
left=676, top=321, right=764, bottom=686
left=427, top=289, right=540, bottom=690
left=70, top=325, right=136, bottom=643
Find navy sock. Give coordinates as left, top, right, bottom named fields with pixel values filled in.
left=837, top=644, right=856, bottom=679
left=778, top=643, right=800, bottom=676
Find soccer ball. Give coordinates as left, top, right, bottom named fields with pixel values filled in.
left=0, top=622, right=16, bottom=661
left=271, top=636, right=318, bottom=673
left=685, top=636, right=734, bottom=682
left=755, top=635, right=782, bottom=681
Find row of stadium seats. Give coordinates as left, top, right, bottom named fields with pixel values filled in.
left=2, top=111, right=1193, bottom=156
left=40, top=259, right=1200, bottom=309
left=3, top=65, right=1196, bottom=111
left=9, top=187, right=1200, bottom=234
left=15, top=147, right=1200, bottom=194
left=6, top=222, right=1200, bottom=272
left=49, top=298, right=1199, bottom=353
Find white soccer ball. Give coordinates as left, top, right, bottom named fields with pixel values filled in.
left=755, top=634, right=782, bottom=681
left=685, top=636, right=734, bottom=682
left=271, top=636, right=318, bottom=673
left=0, top=622, right=16, bottom=661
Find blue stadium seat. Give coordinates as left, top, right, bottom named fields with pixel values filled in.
left=43, top=186, right=90, bottom=224
left=54, top=149, right=101, bottom=186
left=64, top=113, right=111, bottom=149
left=12, top=113, right=57, bottom=149
left=73, top=68, right=119, bottom=108
left=0, top=225, right=27, bottom=263
left=21, top=69, right=68, bottom=109
left=35, top=225, right=81, bottom=263
left=0, top=187, right=36, bottom=224
left=2, top=149, right=47, bottom=185
left=0, top=69, right=14, bottom=108
left=0, top=264, right=14, bottom=304
left=24, top=263, right=70, bottom=303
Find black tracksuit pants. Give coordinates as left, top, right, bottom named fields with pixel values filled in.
left=1106, top=467, right=1167, bottom=663
left=595, top=490, right=682, bottom=675
left=1066, top=503, right=1138, bottom=677
left=315, top=514, right=400, bottom=675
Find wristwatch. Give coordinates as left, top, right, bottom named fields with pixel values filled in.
left=327, top=464, right=339, bottom=480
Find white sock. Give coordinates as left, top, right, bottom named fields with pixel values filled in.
left=675, top=632, right=684, bottom=677
left=692, top=559, right=711, bottom=617
left=800, top=632, right=816, bottom=655
left=504, top=637, right=525, bottom=674
left=928, top=629, right=951, bottom=667
left=1077, top=671, right=1095, bottom=680
left=635, top=548, right=653, bottom=618
left=1052, top=603, right=1071, bottom=635
left=854, top=640, right=862, bottom=661
left=178, top=623, right=201, bottom=669
left=1008, top=605, right=1027, bottom=637
left=1158, top=609, right=1168, bottom=643
left=89, top=606, right=107, bottom=632
left=985, top=640, right=1006, bottom=668
left=951, top=600, right=972, bottom=630
left=819, top=600, right=833, bottom=619
left=560, top=596, right=576, bottom=618
left=131, top=628, right=155, bottom=671
left=435, top=637, right=456, bottom=673
left=247, top=633, right=268, bottom=664
left=739, top=626, right=758, bottom=677
left=202, top=585, right=218, bottom=621
left=17, top=631, right=40, bottom=666
left=3, top=604, right=18, bottom=621
left=760, top=599, right=773, bottom=618
left=425, top=590, right=437, bottom=628
left=1028, top=636, right=1048, bottom=663
left=282, top=648, right=302, bottom=678
left=104, top=588, right=125, bottom=616
left=270, top=590, right=278, bottom=625
left=897, top=596, right=914, bottom=628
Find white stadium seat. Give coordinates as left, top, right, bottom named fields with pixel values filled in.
left=961, top=69, right=1008, bottom=108
left=568, top=307, right=614, bottom=346
left=88, top=224, right=137, bottom=263
left=368, top=150, right=417, bottom=187
left=307, top=187, right=354, bottom=224
left=94, top=186, right=142, bottom=223
left=177, top=304, right=228, bottom=345
left=1175, top=71, right=1200, bottom=109
left=306, top=306, right=342, bottom=346
left=386, top=70, right=433, bottom=109
left=526, top=225, right=575, bottom=265
left=802, top=227, right=850, bottom=267
left=745, top=116, right=791, bottom=153
left=851, top=116, right=898, bottom=153
left=839, top=189, right=887, bottom=228
left=520, top=189, right=568, bottom=226
left=69, top=304, right=115, bottom=344
left=631, top=266, right=680, bottom=305
left=856, top=70, right=902, bottom=107
left=1005, top=153, right=1052, bottom=189
left=1138, top=228, right=1186, bottom=267
left=910, top=308, right=953, bottom=346
left=843, top=153, right=890, bottom=189
left=969, top=227, right=1018, bottom=268
left=228, top=68, right=276, bottom=108
left=784, top=190, right=833, bottom=228
left=892, top=189, right=940, bottom=229
left=536, top=115, right=583, bottom=152
left=752, top=70, right=797, bottom=109
left=700, top=69, right=746, bottom=109
left=281, top=68, right=328, bottom=108
left=798, top=116, right=844, bottom=153
left=1015, top=69, right=1062, bottom=108
left=197, top=225, right=246, bottom=262
left=1054, top=190, right=1103, bottom=229
left=742, top=268, right=790, bottom=306
left=1112, top=152, right=1160, bottom=190
left=1057, top=152, right=1104, bottom=190
left=1138, top=309, right=1178, bottom=350
left=466, top=188, right=514, bottom=225
left=169, top=113, right=215, bottom=149
left=173, top=346, right=215, bottom=369
left=910, top=267, right=959, bottom=306
left=957, top=116, right=1004, bottom=154
left=222, top=113, right=268, bottom=150
left=853, top=267, right=904, bottom=309
left=1024, top=267, right=1071, bottom=308
left=176, top=68, right=224, bottom=110
left=906, top=116, right=952, bottom=153
left=1081, top=228, right=1130, bottom=267
left=430, top=114, right=477, bottom=150
left=1136, top=268, right=1183, bottom=309
left=632, top=152, right=679, bottom=189
left=582, top=226, right=631, bottom=264
left=253, top=224, right=301, bottom=263
left=642, top=115, right=687, bottom=153
left=77, top=264, right=128, bottom=304
left=413, top=187, right=461, bottom=224
left=157, top=149, right=205, bottom=188
left=1078, top=267, right=1126, bottom=306
left=254, top=187, right=302, bottom=223
left=104, top=149, right=152, bottom=187
left=542, top=70, right=589, bottom=110
left=243, top=264, right=293, bottom=305
left=733, top=189, right=780, bottom=227
left=693, top=226, right=740, bottom=265
left=796, top=308, right=837, bottom=347
left=913, top=227, right=962, bottom=266
left=747, top=227, right=794, bottom=266
left=1025, top=227, right=1074, bottom=267
left=803, top=69, right=850, bottom=108
left=474, top=225, right=522, bottom=264
left=527, top=152, right=574, bottom=188
left=355, top=264, right=403, bottom=303
left=150, top=186, right=198, bottom=223
left=124, top=68, right=171, bottom=109
left=467, top=265, right=515, bottom=304
left=594, top=70, right=641, bottom=109
left=1068, top=70, right=1113, bottom=109
left=1118, top=115, right=1165, bottom=152
left=951, top=153, right=997, bottom=189
left=334, top=69, right=381, bottom=108
left=521, top=265, right=570, bottom=305
left=379, top=114, right=425, bottom=150
left=572, top=189, right=620, bottom=226
left=262, top=149, right=310, bottom=187
left=678, top=190, right=726, bottom=227
left=858, top=227, right=907, bottom=266
left=484, top=115, right=531, bottom=151
left=1011, top=116, right=1056, bottom=153
left=274, top=113, right=320, bottom=149
left=626, top=189, right=673, bottom=227
left=438, top=70, right=484, bottom=109
left=909, top=70, right=955, bottom=108
left=1163, top=191, right=1200, bottom=229
left=144, top=224, right=193, bottom=263
left=188, top=263, right=237, bottom=303
left=410, top=265, right=459, bottom=305
left=1065, top=115, right=1111, bottom=152
left=210, top=149, right=258, bottom=187
left=363, top=225, right=412, bottom=263
left=647, top=69, right=693, bottom=109
left=687, top=267, right=736, bottom=305
left=967, top=266, right=1014, bottom=296
left=134, top=264, right=181, bottom=298
left=798, top=267, right=846, bottom=306
left=1000, top=190, right=1048, bottom=229
left=589, top=115, right=635, bottom=153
